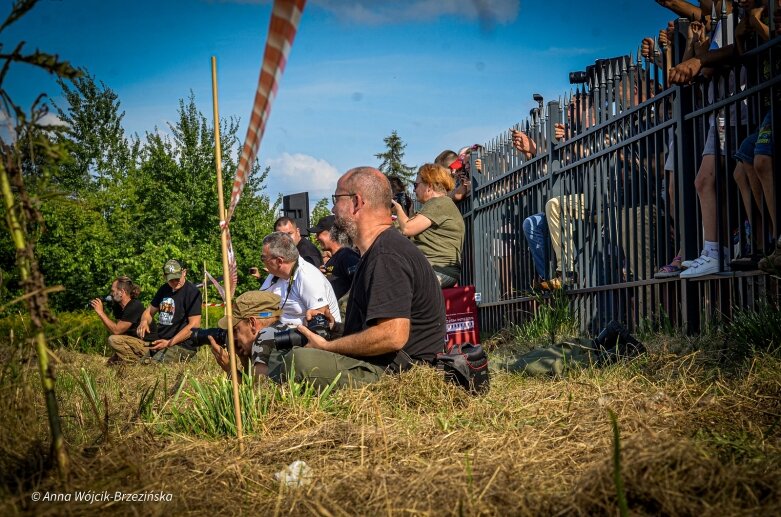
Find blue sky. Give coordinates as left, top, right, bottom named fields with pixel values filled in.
left=4, top=0, right=672, bottom=207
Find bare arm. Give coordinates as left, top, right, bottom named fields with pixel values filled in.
left=297, top=317, right=410, bottom=356
left=149, top=314, right=202, bottom=350
left=656, top=0, right=703, bottom=20
left=90, top=298, right=132, bottom=335
left=391, top=200, right=432, bottom=237
left=136, top=306, right=158, bottom=338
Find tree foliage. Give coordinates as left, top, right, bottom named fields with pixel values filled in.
left=375, top=130, right=415, bottom=184
left=3, top=73, right=279, bottom=312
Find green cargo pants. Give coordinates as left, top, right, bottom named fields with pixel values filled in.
left=269, top=348, right=386, bottom=390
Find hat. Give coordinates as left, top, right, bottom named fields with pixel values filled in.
left=308, top=215, right=335, bottom=234
left=163, top=259, right=183, bottom=281
left=217, top=291, right=282, bottom=329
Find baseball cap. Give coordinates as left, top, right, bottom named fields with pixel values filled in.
left=217, top=291, right=282, bottom=329
left=163, top=259, right=183, bottom=281
left=308, top=215, right=335, bottom=234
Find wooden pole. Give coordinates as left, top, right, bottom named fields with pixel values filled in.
left=203, top=260, right=208, bottom=328
left=210, top=56, right=244, bottom=450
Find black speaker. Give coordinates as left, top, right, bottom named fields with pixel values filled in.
left=282, top=192, right=310, bottom=235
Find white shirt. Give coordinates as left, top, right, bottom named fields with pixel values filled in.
left=259, top=257, right=342, bottom=326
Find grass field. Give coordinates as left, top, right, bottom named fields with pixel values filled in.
left=1, top=321, right=780, bottom=515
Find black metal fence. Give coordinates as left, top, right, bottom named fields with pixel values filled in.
left=458, top=9, right=781, bottom=335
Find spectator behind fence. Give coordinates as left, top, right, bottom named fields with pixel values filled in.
left=259, top=232, right=342, bottom=327
left=732, top=0, right=780, bottom=273
left=137, top=259, right=202, bottom=363
left=269, top=167, right=446, bottom=390
left=90, top=276, right=149, bottom=365
left=309, top=215, right=360, bottom=316
left=435, top=149, right=477, bottom=202
left=668, top=1, right=750, bottom=278
left=274, top=216, right=323, bottom=268
left=208, top=291, right=285, bottom=381
left=650, top=17, right=706, bottom=278
left=392, top=163, right=466, bottom=287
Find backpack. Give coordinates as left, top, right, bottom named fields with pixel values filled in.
left=436, top=342, right=490, bottom=395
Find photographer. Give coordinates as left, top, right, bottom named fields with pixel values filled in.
left=207, top=291, right=284, bottom=380
left=90, top=276, right=148, bottom=365
left=259, top=232, right=342, bottom=326
left=270, top=167, right=446, bottom=390
left=391, top=163, right=466, bottom=288
left=137, top=259, right=202, bottom=363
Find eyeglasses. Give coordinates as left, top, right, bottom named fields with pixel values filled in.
left=413, top=181, right=422, bottom=189
left=331, top=193, right=356, bottom=204
left=261, top=254, right=276, bottom=263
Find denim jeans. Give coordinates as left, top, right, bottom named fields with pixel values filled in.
left=522, top=212, right=550, bottom=279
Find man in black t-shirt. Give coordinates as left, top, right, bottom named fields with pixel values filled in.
left=137, top=259, right=202, bottom=363
left=274, top=167, right=446, bottom=390
left=275, top=216, right=323, bottom=268
left=91, top=276, right=150, bottom=364
left=308, top=215, right=360, bottom=301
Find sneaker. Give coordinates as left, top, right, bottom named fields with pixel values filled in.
left=680, top=254, right=722, bottom=278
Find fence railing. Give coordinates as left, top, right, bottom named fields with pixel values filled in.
left=458, top=13, right=781, bottom=335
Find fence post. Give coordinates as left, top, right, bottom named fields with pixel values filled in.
left=673, top=83, right=700, bottom=333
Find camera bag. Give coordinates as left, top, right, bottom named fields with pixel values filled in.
left=435, top=342, right=490, bottom=395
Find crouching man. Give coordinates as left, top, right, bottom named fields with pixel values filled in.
left=90, top=276, right=148, bottom=365
left=208, top=291, right=285, bottom=380
left=271, top=167, right=447, bottom=390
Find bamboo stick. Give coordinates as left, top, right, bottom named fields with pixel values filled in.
left=210, top=56, right=244, bottom=451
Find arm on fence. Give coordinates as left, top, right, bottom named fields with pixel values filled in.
left=655, top=0, right=706, bottom=21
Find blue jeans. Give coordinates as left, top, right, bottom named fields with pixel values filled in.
left=522, top=213, right=550, bottom=279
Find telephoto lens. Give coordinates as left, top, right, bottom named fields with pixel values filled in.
left=191, top=327, right=228, bottom=347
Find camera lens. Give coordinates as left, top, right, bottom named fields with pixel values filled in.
left=274, top=328, right=306, bottom=350
left=191, top=327, right=228, bottom=347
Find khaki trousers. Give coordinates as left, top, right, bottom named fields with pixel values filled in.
left=108, top=334, right=149, bottom=363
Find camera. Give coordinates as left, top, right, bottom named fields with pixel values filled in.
left=191, top=327, right=228, bottom=347
left=274, top=314, right=331, bottom=350
left=393, top=192, right=407, bottom=206
left=86, top=294, right=113, bottom=309
left=190, top=314, right=331, bottom=351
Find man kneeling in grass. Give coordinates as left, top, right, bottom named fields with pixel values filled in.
left=208, top=291, right=286, bottom=380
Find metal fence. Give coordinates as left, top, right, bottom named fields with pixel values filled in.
left=459, top=12, right=781, bottom=335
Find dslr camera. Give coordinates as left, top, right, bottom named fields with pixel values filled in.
left=190, top=314, right=331, bottom=350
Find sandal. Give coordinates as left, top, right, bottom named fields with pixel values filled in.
left=655, top=256, right=683, bottom=278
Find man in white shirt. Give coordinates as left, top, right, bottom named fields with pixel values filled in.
left=259, top=232, right=341, bottom=326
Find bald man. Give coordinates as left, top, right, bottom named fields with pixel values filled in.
left=275, top=167, right=446, bottom=389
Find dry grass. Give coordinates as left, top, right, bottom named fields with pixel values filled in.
left=1, top=334, right=780, bottom=516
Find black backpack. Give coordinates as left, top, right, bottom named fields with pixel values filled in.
left=436, top=342, right=490, bottom=395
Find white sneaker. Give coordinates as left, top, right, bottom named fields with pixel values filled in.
left=681, top=258, right=696, bottom=268
left=680, top=254, right=721, bottom=278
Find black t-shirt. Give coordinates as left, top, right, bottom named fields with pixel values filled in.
left=344, top=227, right=446, bottom=371
left=297, top=238, right=323, bottom=268
left=151, top=281, right=202, bottom=340
left=111, top=298, right=145, bottom=337
left=324, top=246, right=360, bottom=299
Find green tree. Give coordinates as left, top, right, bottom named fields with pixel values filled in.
left=375, top=130, right=415, bottom=184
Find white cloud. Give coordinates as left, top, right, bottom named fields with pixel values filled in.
left=213, top=0, right=520, bottom=25
left=263, top=152, right=340, bottom=202
left=314, top=0, right=520, bottom=25
left=38, top=112, right=68, bottom=127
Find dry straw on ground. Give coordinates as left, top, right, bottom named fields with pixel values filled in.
left=1, top=335, right=780, bottom=516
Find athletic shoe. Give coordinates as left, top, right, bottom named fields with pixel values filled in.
left=680, top=254, right=722, bottom=278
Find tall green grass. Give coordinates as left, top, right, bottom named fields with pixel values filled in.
left=511, top=290, right=579, bottom=346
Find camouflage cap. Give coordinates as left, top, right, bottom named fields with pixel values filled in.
left=218, top=291, right=282, bottom=329
left=163, top=259, right=183, bottom=281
